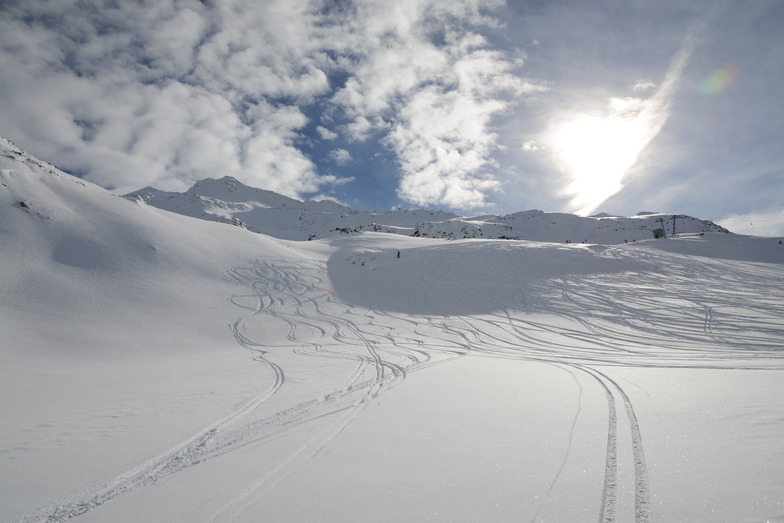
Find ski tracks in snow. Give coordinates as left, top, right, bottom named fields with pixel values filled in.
left=426, top=249, right=654, bottom=522
left=577, top=365, right=650, bottom=523
left=16, top=246, right=784, bottom=521
left=17, top=258, right=430, bottom=522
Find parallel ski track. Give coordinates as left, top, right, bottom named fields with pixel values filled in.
left=576, top=365, right=650, bottom=523
left=422, top=246, right=784, bottom=521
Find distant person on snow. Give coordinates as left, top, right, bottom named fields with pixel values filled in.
left=397, top=251, right=401, bottom=258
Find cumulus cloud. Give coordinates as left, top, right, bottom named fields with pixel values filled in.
left=321, top=2, right=547, bottom=208
left=328, top=148, right=353, bottom=166
left=316, top=126, right=338, bottom=140
left=0, top=0, right=544, bottom=207
left=0, top=0, right=339, bottom=196
left=387, top=85, right=504, bottom=208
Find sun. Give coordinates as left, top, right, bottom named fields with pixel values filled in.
left=551, top=114, right=646, bottom=215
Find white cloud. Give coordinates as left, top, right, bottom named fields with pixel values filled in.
left=321, top=1, right=546, bottom=208
left=0, top=0, right=342, bottom=196
left=522, top=140, right=542, bottom=152
left=316, top=126, right=338, bottom=140
left=387, top=86, right=504, bottom=208
left=631, top=80, right=657, bottom=92
left=0, top=0, right=541, bottom=207
left=190, top=0, right=330, bottom=101
left=328, top=148, right=353, bottom=166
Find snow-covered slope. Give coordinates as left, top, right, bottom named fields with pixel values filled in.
left=3, top=138, right=784, bottom=522
left=126, top=177, right=728, bottom=243
left=1, top=138, right=297, bottom=349
left=0, top=137, right=302, bottom=518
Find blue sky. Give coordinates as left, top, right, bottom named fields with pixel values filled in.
left=1, top=0, right=782, bottom=235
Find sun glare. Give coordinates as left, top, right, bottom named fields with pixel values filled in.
left=551, top=114, right=646, bottom=215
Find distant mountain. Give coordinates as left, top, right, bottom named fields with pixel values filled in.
left=124, top=177, right=461, bottom=240
left=125, top=176, right=729, bottom=244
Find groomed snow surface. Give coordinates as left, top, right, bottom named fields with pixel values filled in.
left=2, top=138, right=784, bottom=522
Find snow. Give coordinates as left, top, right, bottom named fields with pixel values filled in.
left=2, top=136, right=784, bottom=522
left=125, top=177, right=728, bottom=244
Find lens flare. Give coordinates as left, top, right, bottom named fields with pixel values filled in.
left=697, top=65, right=740, bottom=95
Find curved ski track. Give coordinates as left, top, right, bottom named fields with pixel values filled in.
left=18, top=259, right=460, bottom=522
left=17, top=248, right=784, bottom=521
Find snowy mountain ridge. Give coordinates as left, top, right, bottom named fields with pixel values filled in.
left=125, top=175, right=729, bottom=243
